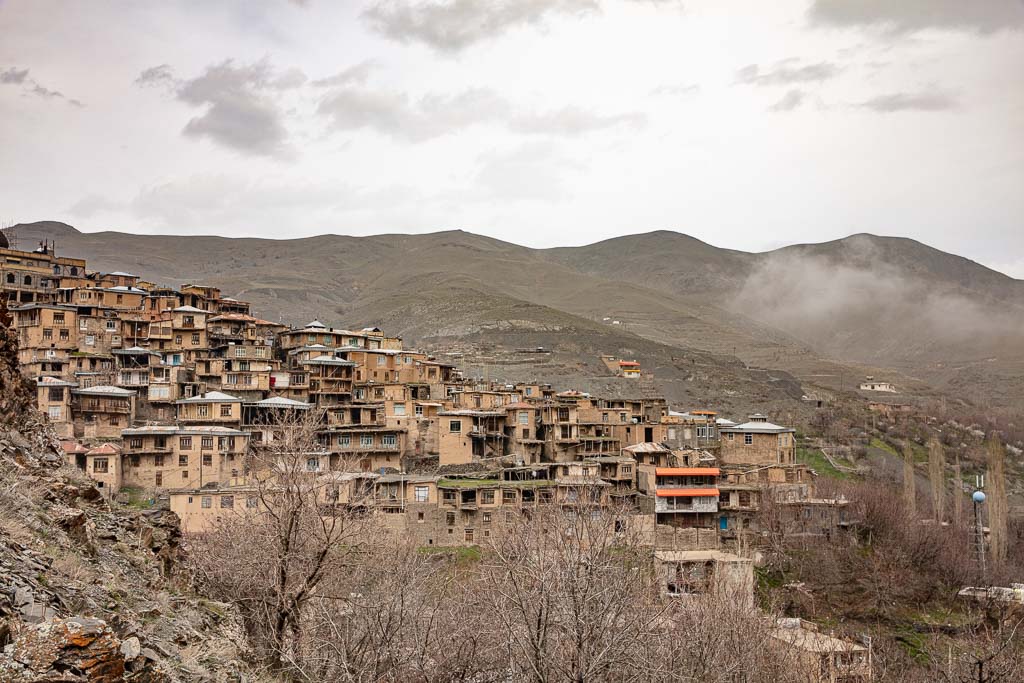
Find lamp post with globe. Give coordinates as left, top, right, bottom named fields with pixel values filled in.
left=972, top=490, right=986, bottom=581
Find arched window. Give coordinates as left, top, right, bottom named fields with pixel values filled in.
left=70, top=267, right=78, bottom=276
left=5, top=273, right=13, bottom=284
left=23, top=275, right=32, bottom=285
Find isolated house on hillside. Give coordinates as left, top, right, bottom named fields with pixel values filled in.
left=718, top=414, right=796, bottom=466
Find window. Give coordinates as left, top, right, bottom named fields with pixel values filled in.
left=446, top=511, right=456, bottom=526
left=4, top=273, right=12, bottom=284
left=43, top=328, right=53, bottom=340
left=175, top=335, right=182, bottom=345
left=481, top=489, right=495, bottom=505
left=246, top=496, right=258, bottom=509
left=202, top=454, right=212, bottom=466
left=92, top=457, right=108, bottom=473
left=306, top=457, right=320, bottom=472
left=197, top=404, right=209, bottom=418
left=220, top=404, right=232, bottom=417
left=155, top=455, right=165, bottom=467
left=338, top=434, right=351, bottom=447
left=155, top=472, right=162, bottom=487
left=393, top=404, right=406, bottom=416
left=414, top=405, right=423, bottom=417
left=414, top=486, right=429, bottom=502
left=376, top=355, right=385, bottom=366
left=464, top=528, right=474, bottom=542
left=522, top=428, right=529, bottom=439
left=201, top=496, right=212, bottom=508
left=382, top=434, right=397, bottom=448
left=518, top=411, right=529, bottom=425
left=201, top=436, right=214, bottom=449
left=183, top=315, right=194, bottom=327
left=482, top=512, right=492, bottom=525
left=619, top=412, right=627, bottom=423
left=59, top=328, right=69, bottom=341
left=744, top=433, right=753, bottom=445
left=621, top=465, right=632, bottom=475
left=191, top=333, right=200, bottom=345
left=182, top=470, right=188, bottom=480
left=105, top=320, right=116, bottom=331
left=449, top=420, right=462, bottom=433
left=178, top=454, right=188, bottom=466
left=503, top=489, right=517, bottom=503
left=129, top=438, right=143, bottom=449
left=47, top=406, right=61, bottom=420
left=360, top=434, right=373, bottom=448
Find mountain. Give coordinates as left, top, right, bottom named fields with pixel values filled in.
left=10, top=221, right=1024, bottom=412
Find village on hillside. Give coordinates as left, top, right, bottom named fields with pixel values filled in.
left=7, top=235, right=1022, bottom=681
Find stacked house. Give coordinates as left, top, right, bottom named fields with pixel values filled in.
left=4, top=239, right=845, bottom=579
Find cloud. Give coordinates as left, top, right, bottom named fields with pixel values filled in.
left=474, top=141, right=574, bottom=201
left=809, top=0, right=1024, bottom=34
left=312, top=60, right=377, bottom=87
left=317, top=80, right=643, bottom=141
left=0, top=66, right=82, bottom=106
left=135, top=64, right=177, bottom=89
left=318, top=85, right=509, bottom=141
left=139, top=59, right=305, bottom=158
left=858, top=90, right=958, bottom=112
left=362, top=0, right=601, bottom=52
left=509, top=106, right=646, bottom=135
left=0, top=67, right=29, bottom=84
left=735, top=61, right=841, bottom=86
left=768, top=89, right=805, bottom=112
left=649, top=83, right=699, bottom=96
left=67, top=194, right=122, bottom=218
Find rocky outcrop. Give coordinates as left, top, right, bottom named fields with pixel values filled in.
left=1, top=291, right=247, bottom=680
left=0, top=294, right=35, bottom=426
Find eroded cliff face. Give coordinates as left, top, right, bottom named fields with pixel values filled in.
left=0, top=300, right=250, bottom=681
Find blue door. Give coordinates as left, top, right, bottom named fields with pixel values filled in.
left=719, top=516, right=728, bottom=530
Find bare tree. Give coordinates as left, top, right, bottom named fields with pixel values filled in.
left=986, top=437, right=1008, bottom=565
left=479, top=497, right=667, bottom=682
left=903, top=443, right=917, bottom=518
left=953, top=450, right=964, bottom=529
left=190, top=409, right=372, bottom=674
left=929, top=438, right=946, bottom=523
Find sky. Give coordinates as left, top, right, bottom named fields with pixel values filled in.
left=1, top=0, right=1022, bottom=276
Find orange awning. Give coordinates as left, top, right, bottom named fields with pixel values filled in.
left=656, top=468, right=720, bottom=476
left=656, top=488, right=720, bottom=497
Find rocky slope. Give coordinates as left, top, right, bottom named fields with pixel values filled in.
left=0, top=298, right=248, bottom=682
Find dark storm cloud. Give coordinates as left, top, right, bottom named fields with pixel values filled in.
left=735, top=61, right=841, bottom=86
left=137, top=60, right=306, bottom=158
left=361, top=0, right=601, bottom=52
left=768, top=89, right=805, bottom=112
left=858, top=90, right=959, bottom=112
left=809, top=0, right=1024, bottom=34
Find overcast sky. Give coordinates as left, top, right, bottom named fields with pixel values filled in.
left=1, top=0, right=1022, bottom=276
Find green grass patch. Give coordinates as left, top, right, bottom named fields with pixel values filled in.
left=418, top=545, right=482, bottom=565
left=119, top=486, right=156, bottom=509
left=869, top=438, right=899, bottom=457
left=797, top=447, right=852, bottom=480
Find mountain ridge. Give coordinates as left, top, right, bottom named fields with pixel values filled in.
left=8, top=220, right=1024, bottom=411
